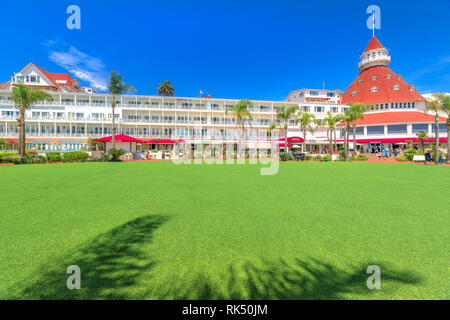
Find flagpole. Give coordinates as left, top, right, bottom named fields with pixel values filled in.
left=372, top=11, right=375, bottom=37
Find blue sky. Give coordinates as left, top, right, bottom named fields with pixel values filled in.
left=1, top=0, right=449, bottom=100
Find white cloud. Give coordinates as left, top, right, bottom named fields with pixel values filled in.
left=47, top=43, right=108, bottom=91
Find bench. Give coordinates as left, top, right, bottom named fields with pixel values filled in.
left=413, top=155, right=426, bottom=162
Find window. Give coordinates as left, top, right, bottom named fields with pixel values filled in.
left=412, top=123, right=428, bottom=133
left=350, top=127, right=364, bottom=135
left=371, top=76, right=377, bottom=81
left=432, top=124, right=448, bottom=132
left=370, top=86, right=379, bottom=92
left=327, top=92, right=335, bottom=97
left=392, top=84, right=400, bottom=90
left=331, top=107, right=339, bottom=113
left=310, top=91, right=319, bottom=96
left=357, top=80, right=363, bottom=84
left=351, top=91, right=358, bottom=96
left=302, top=106, right=310, bottom=112
left=367, top=125, right=384, bottom=135
left=314, top=106, right=324, bottom=113
left=386, top=74, right=392, bottom=79
left=387, top=125, right=407, bottom=134
left=299, top=92, right=304, bottom=97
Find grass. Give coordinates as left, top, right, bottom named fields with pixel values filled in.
left=0, top=161, right=448, bottom=299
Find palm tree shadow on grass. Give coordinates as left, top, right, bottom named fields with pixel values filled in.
left=170, top=258, right=423, bottom=300
left=19, top=215, right=168, bottom=299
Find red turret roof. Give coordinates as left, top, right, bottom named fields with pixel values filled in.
left=363, top=36, right=385, bottom=54
left=341, top=65, right=426, bottom=104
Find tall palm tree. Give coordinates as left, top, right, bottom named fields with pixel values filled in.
left=416, top=130, right=427, bottom=153
left=323, top=111, right=344, bottom=156
left=11, top=84, right=51, bottom=157
left=157, top=80, right=175, bottom=96
left=425, top=95, right=444, bottom=165
left=268, top=104, right=298, bottom=160
left=434, top=93, right=450, bottom=164
left=348, top=103, right=369, bottom=156
left=225, top=99, right=253, bottom=158
left=297, top=112, right=316, bottom=154
left=108, top=71, right=136, bottom=149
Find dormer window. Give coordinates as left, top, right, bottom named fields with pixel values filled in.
left=392, top=84, right=401, bottom=90
left=357, top=80, right=363, bottom=84
left=371, top=76, right=377, bottom=81
left=386, top=74, right=392, bottom=79
left=351, top=91, right=358, bottom=96
left=370, top=86, right=379, bottom=92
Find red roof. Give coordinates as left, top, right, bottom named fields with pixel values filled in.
left=341, top=65, right=426, bottom=104
left=363, top=36, right=385, bottom=54
left=31, top=63, right=81, bottom=92
left=345, top=111, right=447, bottom=126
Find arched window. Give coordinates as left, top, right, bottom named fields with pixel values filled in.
left=351, top=91, right=358, bottom=96
left=370, top=86, right=379, bottom=92
left=392, top=84, right=400, bottom=90
left=386, top=74, right=392, bottom=79
left=371, top=76, right=377, bottom=81
left=357, top=79, right=363, bottom=84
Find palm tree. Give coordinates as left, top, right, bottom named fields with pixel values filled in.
left=416, top=130, right=427, bottom=153
left=11, top=84, right=51, bottom=157
left=348, top=103, right=369, bottom=157
left=268, top=104, right=298, bottom=160
left=157, top=80, right=175, bottom=96
left=323, top=111, right=344, bottom=156
left=225, top=99, right=253, bottom=158
left=434, top=93, right=450, bottom=164
left=425, top=95, right=444, bottom=165
left=297, top=112, right=316, bottom=154
left=108, top=71, right=136, bottom=149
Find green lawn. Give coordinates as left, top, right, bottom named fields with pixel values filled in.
left=0, top=161, right=448, bottom=299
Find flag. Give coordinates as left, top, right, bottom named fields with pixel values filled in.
left=200, top=90, right=203, bottom=95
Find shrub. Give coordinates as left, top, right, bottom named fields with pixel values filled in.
left=46, top=152, right=62, bottom=163
left=107, top=148, right=126, bottom=161
left=350, top=154, right=368, bottom=161
left=322, top=155, right=332, bottom=162
left=396, top=155, right=409, bottom=162
left=279, top=153, right=294, bottom=161
left=64, top=151, right=90, bottom=162
left=403, top=149, right=423, bottom=161
left=0, top=152, right=17, bottom=163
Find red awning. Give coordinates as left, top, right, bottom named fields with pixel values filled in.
left=141, top=138, right=184, bottom=144
left=93, top=134, right=142, bottom=143
left=277, top=136, right=304, bottom=143
left=336, top=137, right=448, bottom=144
left=278, top=143, right=292, bottom=148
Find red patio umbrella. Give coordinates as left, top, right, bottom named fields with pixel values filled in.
left=93, top=134, right=142, bottom=143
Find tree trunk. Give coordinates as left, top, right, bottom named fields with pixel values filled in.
left=333, top=129, right=337, bottom=154
left=111, top=97, right=116, bottom=150
left=328, top=129, right=332, bottom=156
left=434, top=114, right=439, bottom=165
left=21, top=113, right=26, bottom=156
left=447, top=118, right=450, bottom=164
left=352, top=124, right=357, bottom=156
left=302, top=129, right=307, bottom=154
left=284, top=124, right=288, bottom=161
left=17, top=108, right=26, bottom=157
left=344, top=125, right=350, bottom=161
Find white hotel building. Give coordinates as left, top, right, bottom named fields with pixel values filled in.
left=0, top=63, right=348, bottom=152
left=0, top=36, right=447, bottom=153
